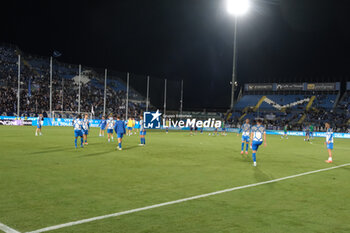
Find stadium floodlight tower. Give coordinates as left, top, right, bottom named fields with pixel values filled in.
left=227, top=0, right=250, bottom=110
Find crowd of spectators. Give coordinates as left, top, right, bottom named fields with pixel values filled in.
left=338, top=92, right=350, bottom=111
left=0, top=45, right=145, bottom=118
left=1, top=45, right=349, bottom=131
left=228, top=106, right=349, bottom=132
left=228, top=87, right=349, bottom=132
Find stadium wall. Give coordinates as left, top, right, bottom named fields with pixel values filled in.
left=1, top=116, right=349, bottom=139
left=244, top=82, right=340, bottom=91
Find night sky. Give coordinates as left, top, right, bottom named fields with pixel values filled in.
left=1, top=0, right=350, bottom=110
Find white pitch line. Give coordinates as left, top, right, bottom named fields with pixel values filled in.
left=27, top=163, right=350, bottom=233
left=0, top=222, right=21, bottom=233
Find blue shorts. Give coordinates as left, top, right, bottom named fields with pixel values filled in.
left=37, top=125, right=42, bottom=129
left=127, top=127, right=133, bottom=130
left=83, top=130, right=89, bottom=135
left=74, top=130, right=83, bottom=137
left=310, top=132, right=313, bottom=136
left=117, top=133, right=124, bottom=139
left=242, top=135, right=250, bottom=142
left=107, top=129, right=113, bottom=134
left=327, top=142, right=333, bottom=150
left=140, top=130, right=146, bottom=136
left=100, top=126, right=106, bottom=130
left=252, top=141, right=263, bottom=151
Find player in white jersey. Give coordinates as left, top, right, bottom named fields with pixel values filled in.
left=82, top=114, right=90, bottom=145
left=250, top=119, right=267, bottom=167
left=324, top=122, right=334, bottom=163
left=237, top=119, right=251, bottom=155
left=106, top=114, right=115, bottom=142
left=73, top=115, right=84, bottom=148
left=35, top=114, right=43, bottom=136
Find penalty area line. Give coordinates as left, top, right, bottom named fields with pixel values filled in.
left=0, top=222, right=21, bottom=233
left=26, top=163, right=350, bottom=233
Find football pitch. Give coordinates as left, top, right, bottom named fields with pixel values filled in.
left=1, top=126, right=350, bottom=233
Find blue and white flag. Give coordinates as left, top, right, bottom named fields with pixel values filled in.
left=53, top=51, right=62, bottom=58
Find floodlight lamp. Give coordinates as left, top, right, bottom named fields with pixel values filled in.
left=227, top=0, right=250, bottom=16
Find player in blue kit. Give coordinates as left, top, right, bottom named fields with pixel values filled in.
left=82, top=114, right=90, bottom=145
left=324, top=122, right=334, bottom=163
left=237, top=119, right=251, bottom=155
left=114, top=115, right=126, bottom=150
left=304, top=125, right=310, bottom=142
left=106, top=114, right=115, bottom=142
left=139, top=115, right=146, bottom=146
left=99, top=116, right=107, bottom=137
left=250, top=119, right=267, bottom=167
left=35, top=114, right=43, bottom=136
left=73, top=115, right=84, bottom=148
left=209, top=127, right=219, bottom=136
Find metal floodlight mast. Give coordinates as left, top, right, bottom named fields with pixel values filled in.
left=49, top=56, right=53, bottom=118
left=163, top=79, right=167, bottom=116
left=227, top=0, right=250, bottom=110
left=126, top=72, right=129, bottom=120
left=17, top=54, right=21, bottom=117
left=78, top=64, right=81, bottom=114
left=146, top=76, right=150, bottom=112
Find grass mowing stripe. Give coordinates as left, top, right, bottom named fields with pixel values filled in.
left=26, top=163, right=350, bottom=233
left=0, top=222, right=21, bottom=233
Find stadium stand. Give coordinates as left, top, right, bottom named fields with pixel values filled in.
left=338, top=91, right=350, bottom=111
left=230, top=83, right=349, bottom=132
left=1, top=44, right=349, bottom=132
left=0, top=44, right=146, bottom=118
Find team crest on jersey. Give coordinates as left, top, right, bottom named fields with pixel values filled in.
left=144, top=110, right=162, bottom=129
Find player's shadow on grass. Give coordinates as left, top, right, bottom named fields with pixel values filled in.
left=254, top=167, right=273, bottom=183
left=80, top=151, right=112, bottom=157
left=123, top=145, right=140, bottom=150
left=234, top=153, right=251, bottom=162
left=30, top=146, right=69, bottom=155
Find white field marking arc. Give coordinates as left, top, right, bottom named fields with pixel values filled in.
left=0, top=222, right=21, bottom=233
left=25, top=163, right=350, bottom=233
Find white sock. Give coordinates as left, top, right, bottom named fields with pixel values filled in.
left=253, top=162, right=257, bottom=166
left=328, top=157, right=332, bottom=161
left=108, top=139, right=110, bottom=142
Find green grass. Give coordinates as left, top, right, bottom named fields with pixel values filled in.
left=0, top=126, right=350, bottom=233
